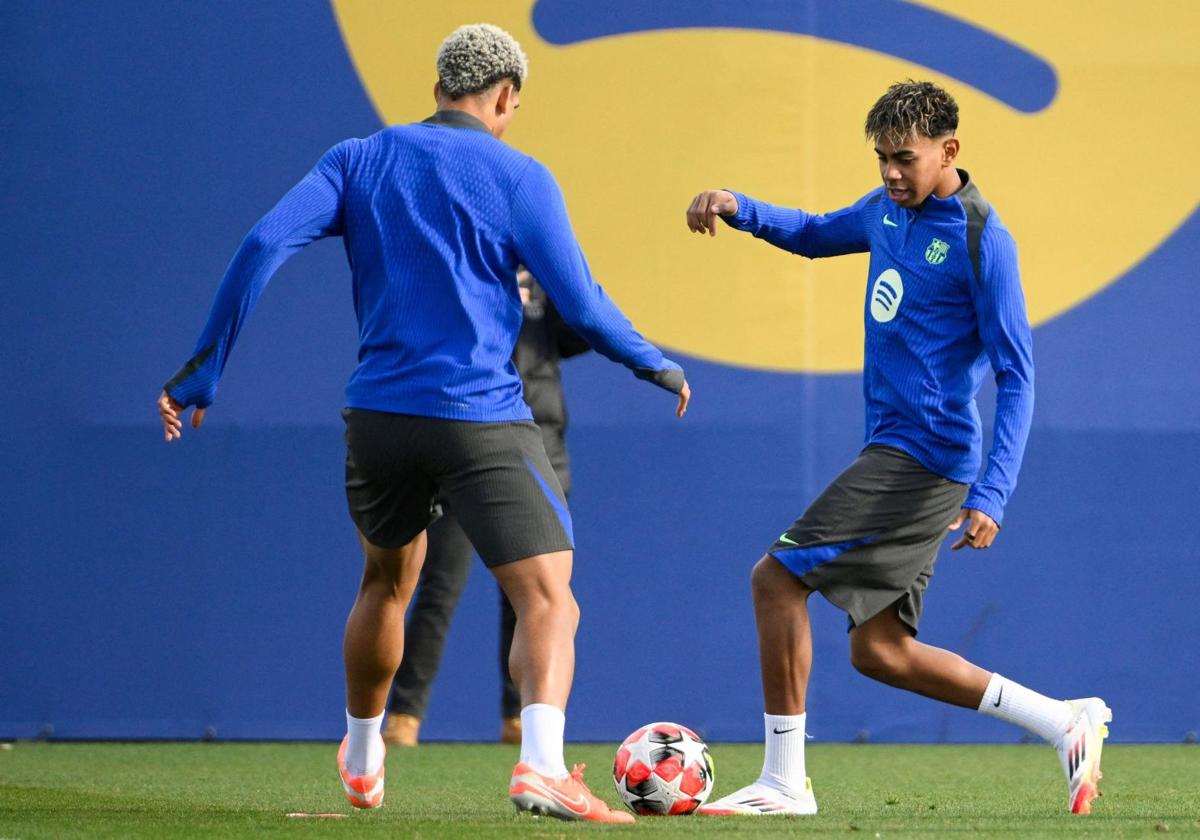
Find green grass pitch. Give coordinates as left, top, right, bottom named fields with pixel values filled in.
left=2, top=742, right=1197, bottom=838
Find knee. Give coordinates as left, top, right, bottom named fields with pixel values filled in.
left=516, top=582, right=579, bottom=628
left=565, top=594, right=580, bottom=633
left=751, top=555, right=789, bottom=604
left=850, top=638, right=908, bottom=682
left=360, top=546, right=421, bottom=600
left=361, top=559, right=405, bottom=598
left=546, top=589, right=580, bottom=630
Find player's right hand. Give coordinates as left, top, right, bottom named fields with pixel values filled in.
left=675, top=380, right=691, bottom=418
left=686, top=190, right=739, bottom=236
left=158, top=390, right=206, bottom=442
left=948, top=508, right=999, bottom=550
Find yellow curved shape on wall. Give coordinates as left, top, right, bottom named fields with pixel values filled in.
left=333, top=1, right=1200, bottom=372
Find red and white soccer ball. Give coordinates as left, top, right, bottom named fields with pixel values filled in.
left=612, top=721, right=715, bottom=815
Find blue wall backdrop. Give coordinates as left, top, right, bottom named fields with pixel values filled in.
left=3, top=1, right=1198, bottom=744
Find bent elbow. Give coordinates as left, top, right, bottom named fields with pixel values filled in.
left=240, top=227, right=275, bottom=257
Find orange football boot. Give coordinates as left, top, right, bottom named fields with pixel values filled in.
left=337, top=735, right=385, bottom=809
left=509, top=762, right=634, bottom=823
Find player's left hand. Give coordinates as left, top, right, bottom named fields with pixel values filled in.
left=948, top=508, right=999, bottom=550
left=157, top=390, right=206, bottom=442
left=675, top=380, right=691, bottom=418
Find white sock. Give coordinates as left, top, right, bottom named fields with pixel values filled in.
left=519, top=703, right=568, bottom=778
left=757, top=712, right=807, bottom=796
left=344, top=709, right=385, bottom=777
left=977, top=673, right=1073, bottom=742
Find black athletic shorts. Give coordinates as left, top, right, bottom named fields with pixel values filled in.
left=767, top=445, right=968, bottom=634
left=342, top=409, right=573, bottom=567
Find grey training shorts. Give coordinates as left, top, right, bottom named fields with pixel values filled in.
left=343, top=409, right=573, bottom=566
left=767, top=445, right=968, bottom=634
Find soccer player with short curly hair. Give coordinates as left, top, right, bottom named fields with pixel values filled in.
left=686, top=80, right=1110, bottom=817
left=158, top=23, right=689, bottom=823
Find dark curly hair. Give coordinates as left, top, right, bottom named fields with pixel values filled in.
left=865, top=81, right=958, bottom=145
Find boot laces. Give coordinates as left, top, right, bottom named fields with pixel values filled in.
left=569, top=764, right=593, bottom=794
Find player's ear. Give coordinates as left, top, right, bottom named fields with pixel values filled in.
left=942, top=137, right=960, bottom=166
left=495, top=82, right=513, bottom=117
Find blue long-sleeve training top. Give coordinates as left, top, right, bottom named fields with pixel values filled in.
left=723, top=171, right=1033, bottom=524
left=164, top=110, right=684, bottom=422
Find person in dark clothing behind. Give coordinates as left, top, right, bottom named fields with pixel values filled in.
left=384, top=268, right=590, bottom=747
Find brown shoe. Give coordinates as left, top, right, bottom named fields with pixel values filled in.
left=501, top=716, right=522, bottom=745
left=383, top=714, right=420, bottom=747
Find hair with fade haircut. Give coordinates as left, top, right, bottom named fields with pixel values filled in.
left=865, top=80, right=958, bottom=146
left=436, top=23, right=528, bottom=100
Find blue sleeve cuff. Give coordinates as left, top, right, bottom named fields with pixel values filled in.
left=963, top=489, right=1005, bottom=526
left=634, top=361, right=685, bottom=393
left=720, top=190, right=754, bottom=231
left=164, top=377, right=216, bottom=409
left=163, top=344, right=219, bottom=408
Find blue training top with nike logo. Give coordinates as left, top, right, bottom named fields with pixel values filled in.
left=165, top=110, right=684, bottom=423
left=722, top=170, right=1033, bottom=524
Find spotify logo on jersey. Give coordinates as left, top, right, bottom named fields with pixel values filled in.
left=870, top=269, right=904, bottom=323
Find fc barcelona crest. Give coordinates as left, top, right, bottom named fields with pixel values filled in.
left=925, top=238, right=950, bottom=265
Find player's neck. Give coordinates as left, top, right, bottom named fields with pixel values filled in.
left=435, top=99, right=498, bottom=136
left=932, top=167, right=964, bottom=200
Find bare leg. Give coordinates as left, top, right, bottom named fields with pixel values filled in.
left=697, top=555, right=816, bottom=810
left=848, top=605, right=990, bottom=708
left=752, top=555, right=815, bottom=715
left=491, top=550, right=578, bottom=710
left=499, top=589, right=521, bottom=717
left=388, top=508, right=473, bottom=721
left=343, top=529, right=427, bottom=717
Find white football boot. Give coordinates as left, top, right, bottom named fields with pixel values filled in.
left=1055, top=697, right=1112, bottom=815
left=698, top=778, right=817, bottom=816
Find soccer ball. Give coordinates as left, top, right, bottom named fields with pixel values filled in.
left=612, top=722, right=714, bottom=815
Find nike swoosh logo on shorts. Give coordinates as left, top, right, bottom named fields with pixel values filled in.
left=778, top=534, right=799, bottom=546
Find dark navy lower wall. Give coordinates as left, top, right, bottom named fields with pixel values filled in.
left=4, top=416, right=1197, bottom=742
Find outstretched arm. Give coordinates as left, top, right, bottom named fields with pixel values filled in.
left=158, top=141, right=351, bottom=440
left=512, top=160, right=689, bottom=417
left=952, top=224, right=1035, bottom=547
left=685, top=188, right=874, bottom=257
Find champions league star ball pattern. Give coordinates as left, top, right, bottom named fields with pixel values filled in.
left=612, top=722, right=714, bottom=815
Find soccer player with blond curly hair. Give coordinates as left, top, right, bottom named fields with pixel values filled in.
left=160, top=23, right=689, bottom=823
